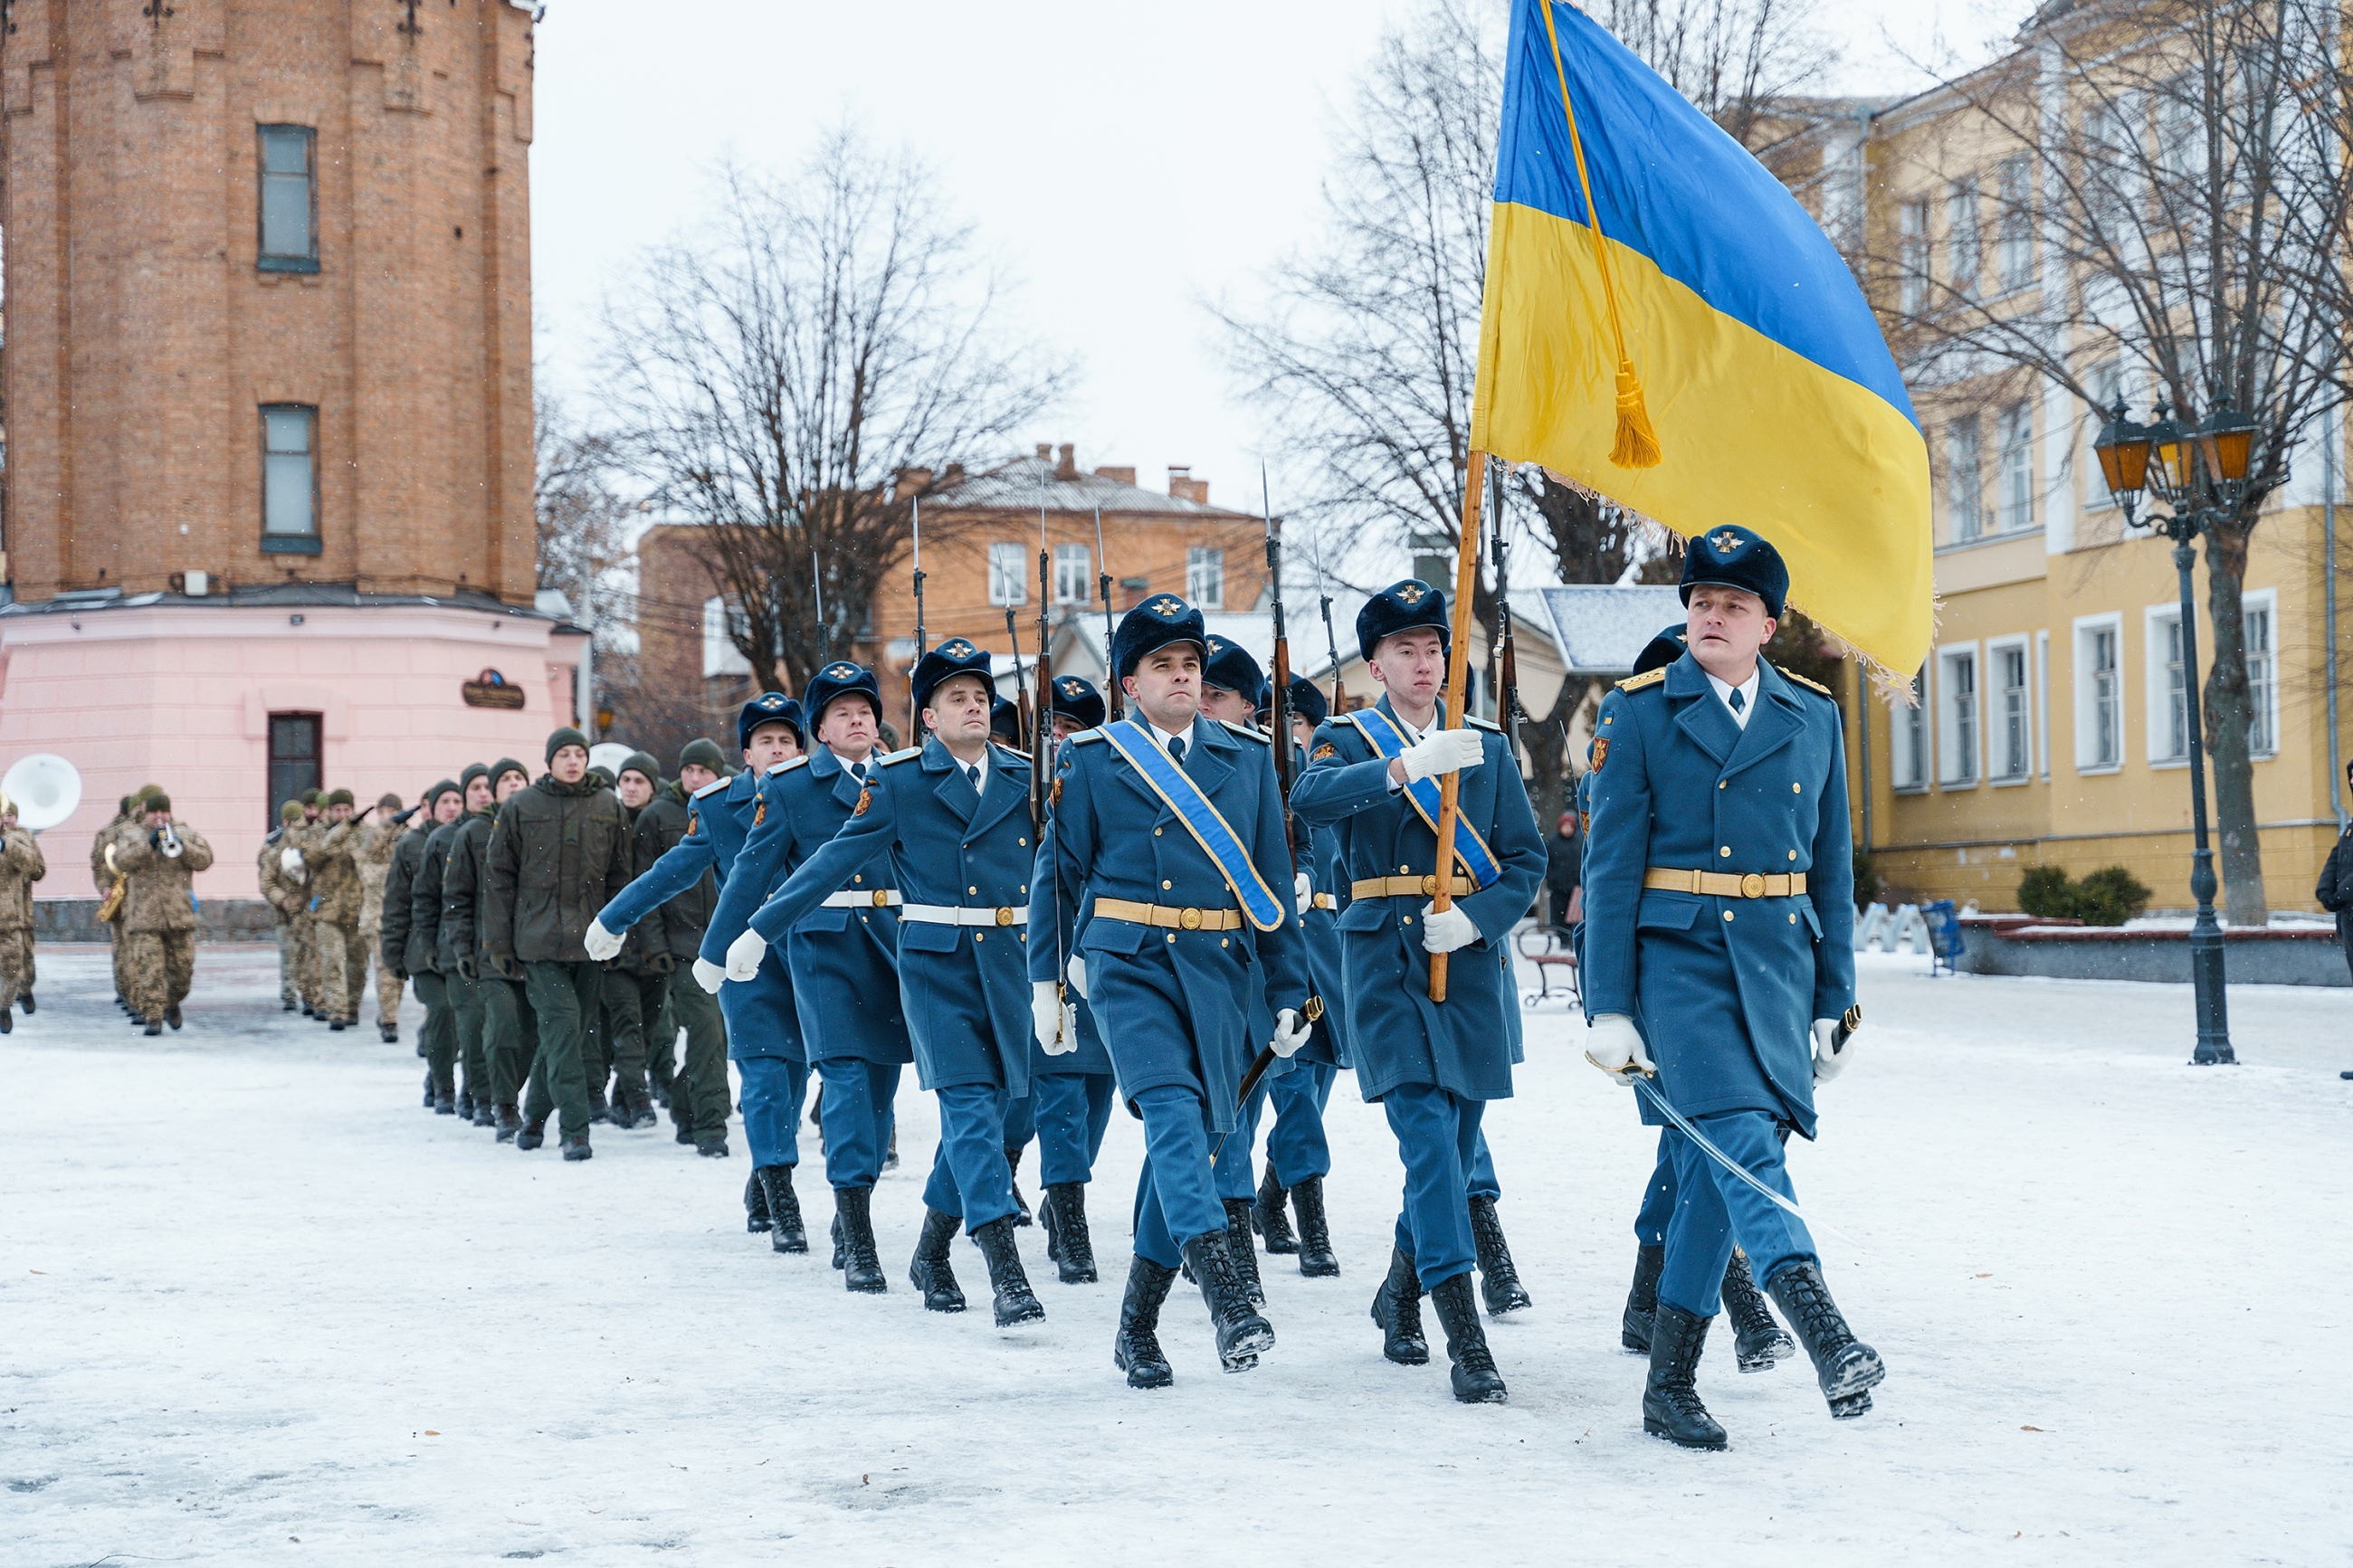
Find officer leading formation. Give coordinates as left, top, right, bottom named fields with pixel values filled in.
left=56, top=525, right=1881, bottom=1444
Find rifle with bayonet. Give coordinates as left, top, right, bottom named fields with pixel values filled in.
left=909, top=494, right=928, bottom=743
left=1309, top=522, right=1345, bottom=716
left=1094, top=506, right=1124, bottom=722
left=1034, top=537, right=1053, bottom=835
left=1490, top=458, right=1524, bottom=765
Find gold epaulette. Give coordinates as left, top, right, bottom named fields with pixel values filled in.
left=1617, top=668, right=1667, bottom=693
left=1776, top=663, right=1834, bottom=698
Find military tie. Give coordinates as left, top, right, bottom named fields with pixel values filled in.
left=1166, top=736, right=1186, bottom=766
left=1728, top=689, right=1746, bottom=716
left=967, top=764, right=981, bottom=790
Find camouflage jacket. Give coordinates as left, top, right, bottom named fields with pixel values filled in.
left=0, top=826, right=45, bottom=932
left=114, top=823, right=214, bottom=933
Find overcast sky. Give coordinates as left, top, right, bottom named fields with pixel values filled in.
left=530, top=1, right=2002, bottom=525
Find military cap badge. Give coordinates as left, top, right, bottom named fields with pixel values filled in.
left=1150, top=597, right=1182, bottom=617
left=1061, top=679, right=1082, bottom=697
left=1710, top=529, right=1743, bottom=556
left=758, top=693, right=785, bottom=709
left=1396, top=583, right=1425, bottom=604
left=825, top=663, right=857, bottom=680
left=943, top=640, right=974, bottom=659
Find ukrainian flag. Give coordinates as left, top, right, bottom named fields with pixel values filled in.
left=1472, top=0, right=1931, bottom=677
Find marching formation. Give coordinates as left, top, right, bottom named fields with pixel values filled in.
left=176, top=524, right=1882, bottom=1446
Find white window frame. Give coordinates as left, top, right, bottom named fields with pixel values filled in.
left=1899, top=200, right=1929, bottom=314
left=2073, top=613, right=2126, bottom=773
left=1938, top=642, right=1982, bottom=787
left=987, top=542, right=1027, bottom=608
left=2035, top=629, right=2052, bottom=780
left=701, top=595, right=752, bottom=679
left=2243, top=586, right=2279, bottom=758
left=1947, top=177, right=1982, bottom=300
left=1989, top=635, right=2034, bottom=784
left=2144, top=603, right=2190, bottom=766
left=1996, top=400, right=2034, bottom=534
left=1996, top=154, right=2034, bottom=291
left=1946, top=415, right=1983, bottom=544
left=1053, top=542, right=1091, bottom=606
left=1186, top=546, right=1225, bottom=611
left=1889, top=664, right=1930, bottom=793
left=2083, top=361, right=2124, bottom=512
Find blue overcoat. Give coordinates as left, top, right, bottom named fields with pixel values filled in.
left=703, top=747, right=913, bottom=1069
left=1290, top=698, right=1546, bottom=1103
left=1580, top=653, right=1857, bottom=1139
left=1286, top=738, right=1353, bottom=1071
left=747, top=737, right=1038, bottom=1099
left=1029, top=717, right=1309, bottom=1135
left=599, top=769, right=800, bottom=1062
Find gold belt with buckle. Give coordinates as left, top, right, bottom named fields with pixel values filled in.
left=1092, top=898, right=1243, bottom=932
left=1350, top=874, right=1445, bottom=900
left=1642, top=868, right=1808, bottom=898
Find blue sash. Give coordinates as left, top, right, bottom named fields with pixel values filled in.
left=1348, top=708, right=1503, bottom=892
left=1099, top=720, right=1287, bottom=932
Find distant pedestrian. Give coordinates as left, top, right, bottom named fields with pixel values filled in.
left=1545, top=810, right=1582, bottom=933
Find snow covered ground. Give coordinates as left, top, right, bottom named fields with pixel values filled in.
left=4, top=942, right=2347, bottom=1566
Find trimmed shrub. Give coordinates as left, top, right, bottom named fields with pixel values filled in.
left=2015, top=865, right=2076, bottom=919
left=2014, top=863, right=2152, bottom=926
left=1853, top=849, right=1882, bottom=911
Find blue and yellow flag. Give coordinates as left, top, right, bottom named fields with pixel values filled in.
left=1472, top=0, right=1932, bottom=677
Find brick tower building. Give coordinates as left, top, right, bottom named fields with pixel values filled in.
left=0, top=1, right=573, bottom=908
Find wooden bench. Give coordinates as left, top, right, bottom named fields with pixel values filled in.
left=1515, top=925, right=1579, bottom=1006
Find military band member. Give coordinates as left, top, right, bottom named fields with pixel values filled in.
left=0, top=794, right=44, bottom=1031
left=700, top=670, right=914, bottom=1291
left=1291, top=580, right=1546, bottom=1405
left=259, top=801, right=310, bottom=1012
left=443, top=758, right=532, bottom=1137
left=114, top=794, right=214, bottom=1036
left=1032, top=594, right=1311, bottom=1386
left=729, top=640, right=1049, bottom=1326
left=1252, top=672, right=1348, bottom=1278
left=305, top=789, right=368, bottom=1031
left=359, top=794, right=409, bottom=1043
left=1581, top=525, right=1880, bottom=1450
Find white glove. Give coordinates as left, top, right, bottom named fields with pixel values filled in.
left=1586, top=1013, right=1655, bottom=1080
left=582, top=917, right=624, bottom=962
left=692, top=956, right=728, bottom=995
left=1418, top=901, right=1480, bottom=954
left=1033, top=981, right=1078, bottom=1055
left=1812, top=1017, right=1853, bottom=1083
left=1270, top=1006, right=1312, bottom=1058
left=280, top=847, right=305, bottom=876
left=1294, top=871, right=1314, bottom=917
left=724, top=928, right=767, bottom=983
left=1398, top=727, right=1485, bottom=784
left=1065, top=952, right=1088, bottom=999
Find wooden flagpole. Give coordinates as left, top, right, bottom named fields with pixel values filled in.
left=1428, top=451, right=1487, bottom=1002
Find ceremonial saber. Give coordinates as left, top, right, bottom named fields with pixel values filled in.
left=1428, top=452, right=1488, bottom=1003
left=1586, top=1054, right=1860, bottom=1248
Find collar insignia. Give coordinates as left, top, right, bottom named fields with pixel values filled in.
left=1710, top=530, right=1743, bottom=556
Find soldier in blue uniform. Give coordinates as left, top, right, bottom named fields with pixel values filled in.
left=1600, top=624, right=1796, bottom=1378
left=704, top=663, right=914, bottom=1296
left=1032, top=594, right=1312, bottom=1386
left=1249, top=671, right=1348, bottom=1278
left=729, top=639, right=1048, bottom=1327
left=1581, top=526, right=1881, bottom=1450
left=588, top=693, right=811, bottom=1250
left=1291, top=580, right=1547, bottom=1405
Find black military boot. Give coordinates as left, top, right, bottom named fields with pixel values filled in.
left=1291, top=1176, right=1338, bottom=1278
left=1643, top=1303, right=1728, bottom=1449
left=908, top=1208, right=967, bottom=1313
left=329, top=1018, right=346, bottom=1032
left=1222, top=1197, right=1265, bottom=1306
left=0, top=1006, right=11, bottom=1034
left=1114, top=1257, right=1178, bottom=1389
left=745, top=1172, right=773, bottom=1233
left=433, top=1092, right=457, bottom=1117
left=1723, top=1249, right=1796, bottom=1373
left=379, top=1022, right=398, bottom=1045
left=472, top=1100, right=494, bottom=1129
left=1370, top=1245, right=1430, bottom=1365
left=422, top=1072, right=435, bottom=1109
left=1253, top=1165, right=1299, bottom=1254
left=1429, top=1273, right=1510, bottom=1404
left=587, top=1086, right=611, bottom=1126
left=167, top=1004, right=183, bottom=1031
left=1182, top=1230, right=1274, bottom=1373
left=834, top=1185, right=887, bottom=1294
left=1005, top=1145, right=1033, bottom=1226
left=561, top=1132, right=593, bottom=1162
left=830, top=1214, right=844, bottom=1270
left=1468, top=1195, right=1533, bottom=1316
left=970, top=1215, right=1046, bottom=1327
left=1764, top=1259, right=1885, bottom=1418
left=516, top=1116, right=547, bottom=1152
left=21, top=990, right=33, bottom=1013
left=143, top=1020, right=163, bottom=1036
left=757, top=1165, right=807, bottom=1254
left=456, top=1090, right=476, bottom=1122
left=1623, top=1243, right=1665, bottom=1353
left=494, top=1104, right=521, bottom=1143
left=675, top=1119, right=697, bottom=1146
left=1040, top=1183, right=1099, bottom=1284
left=696, top=1136, right=730, bottom=1158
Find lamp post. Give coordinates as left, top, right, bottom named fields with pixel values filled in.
left=2092, top=396, right=2249, bottom=1065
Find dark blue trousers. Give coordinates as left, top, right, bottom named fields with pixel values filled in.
left=815, top=1056, right=900, bottom=1191
left=1266, top=1061, right=1335, bottom=1186
left=1634, top=1128, right=1676, bottom=1246
left=1383, top=1084, right=1485, bottom=1291
left=1129, top=1083, right=1227, bottom=1269
left=1213, top=1084, right=1263, bottom=1202
left=1658, top=1111, right=1816, bottom=1318
left=1032, top=1071, right=1115, bottom=1187
left=919, top=1080, right=1016, bottom=1231
left=1469, top=1128, right=1501, bottom=1202
left=738, top=1055, right=808, bottom=1170
left=1003, top=1092, right=1035, bottom=1149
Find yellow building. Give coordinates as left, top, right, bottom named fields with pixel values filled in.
left=1757, top=29, right=2350, bottom=917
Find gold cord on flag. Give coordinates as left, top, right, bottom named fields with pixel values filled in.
left=1539, top=2, right=1662, bottom=470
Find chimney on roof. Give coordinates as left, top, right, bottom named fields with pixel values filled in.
left=1167, top=466, right=1208, bottom=505
left=1036, top=442, right=1053, bottom=461
left=892, top=466, right=933, bottom=501
left=1093, top=465, right=1136, bottom=486
left=1056, top=442, right=1077, bottom=481
left=1119, top=575, right=1151, bottom=610
left=942, top=461, right=965, bottom=484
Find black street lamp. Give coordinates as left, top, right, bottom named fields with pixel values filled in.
left=2092, top=396, right=2250, bottom=1065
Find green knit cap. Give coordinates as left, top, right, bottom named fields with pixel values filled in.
left=325, top=788, right=355, bottom=808
left=679, top=737, right=727, bottom=774
left=545, top=727, right=590, bottom=764
left=281, top=800, right=306, bottom=822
